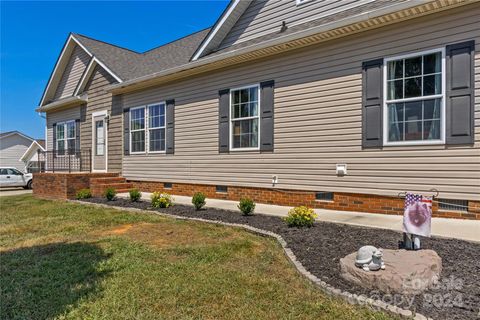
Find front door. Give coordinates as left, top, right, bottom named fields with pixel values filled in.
left=92, top=113, right=107, bottom=172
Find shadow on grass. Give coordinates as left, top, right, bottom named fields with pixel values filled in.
left=0, top=242, right=110, bottom=320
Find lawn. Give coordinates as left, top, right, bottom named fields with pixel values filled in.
left=0, top=195, right=394, bottom=320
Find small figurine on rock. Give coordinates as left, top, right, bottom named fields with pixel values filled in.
left=354, top=245, right=386, bottom=272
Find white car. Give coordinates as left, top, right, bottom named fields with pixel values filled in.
left=0, top=167, right=33, bottom=189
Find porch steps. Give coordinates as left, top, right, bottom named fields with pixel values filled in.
left=90, top=175, right=134, bottom=197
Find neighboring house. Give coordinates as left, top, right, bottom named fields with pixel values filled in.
left=36, top=0, right=480, bottom=216
left=0, top=131, right=36, bottom=172
left=20, top=140, right=46, bottom=173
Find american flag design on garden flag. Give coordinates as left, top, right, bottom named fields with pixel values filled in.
left=403, top=193, right=432, bottom=237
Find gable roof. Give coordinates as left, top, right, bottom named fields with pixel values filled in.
left=20, top=140, right=46, bottom=162
left=39, top=34, right=123, bottom=108
left=0, top=131, right=35, bottom=142
left=39, top=29, right=211, bottom=110
left=73, top=28, right=211, bottom=81
left=191, top=0, right=251, bottom=61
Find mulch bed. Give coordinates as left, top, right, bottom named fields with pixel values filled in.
left=81, top=197, right=480, bottom=320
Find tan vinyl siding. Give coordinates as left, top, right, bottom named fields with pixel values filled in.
left=53, top=45, right=90, bottom=100
left=80, top=66, right=121, bottom=172
left=46, top=107, right=82, bottom=150
left=219, top=0, right=404, bottom=49
left=122, top=4, right=480, bottom=201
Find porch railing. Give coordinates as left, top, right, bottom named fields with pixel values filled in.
left=37, top=149, right=92, bottom=173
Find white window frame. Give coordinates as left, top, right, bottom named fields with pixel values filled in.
left=147, top=102, right=167, bottom=154
left=56, top=120, right=76, bottom=155
left=129, top=106, right=146, bottom=155
left=129, top=102, right=166, bottom=155
left=229, top=84, right=261, bottom=151
left=382, top=48, right=446, bottom=146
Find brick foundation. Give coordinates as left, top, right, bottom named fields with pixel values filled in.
left=33, top=172, right=118, bottom=200
left=130, top=180, right=480, bottom=220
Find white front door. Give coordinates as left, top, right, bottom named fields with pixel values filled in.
left=92, top=112, right=107, bottom=172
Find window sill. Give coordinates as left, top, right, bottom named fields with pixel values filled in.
left=229, top=148, right=260, bottom=152
left=315, top=199, right=334, bottom=203
left=383, top=140, right=445, bottom=147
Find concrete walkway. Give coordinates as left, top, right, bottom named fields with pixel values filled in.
left=118, top=192, right=480, bottom=243
left=0, top=188, right=32, bottom=197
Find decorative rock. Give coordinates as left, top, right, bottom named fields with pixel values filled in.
left=340, top=249, right=442, bottom=294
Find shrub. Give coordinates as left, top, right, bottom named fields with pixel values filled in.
left=192, top=192, right=206, bottom=210
left=238, top=198, right=255, bottom=216
left=104, top=187, right=117, bottom=201
left=151, top=192, right=173, bottom=208
left=284, top=206, right=317, bottom=228
left=129, top=188, right=142, bottom=202
left=76, top=188, right=92, bottom=199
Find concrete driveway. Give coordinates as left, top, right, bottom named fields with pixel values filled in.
left=0, top=188, right=32, bottom=197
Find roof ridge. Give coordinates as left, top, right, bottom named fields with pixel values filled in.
left=142, top=27, right=212, bottom=55
left=72, top=32, right=142, bottom=55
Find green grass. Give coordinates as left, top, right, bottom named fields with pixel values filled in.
left=0, top=195, right=395, bottom=320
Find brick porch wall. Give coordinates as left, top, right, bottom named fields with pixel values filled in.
left=130, top=180, right=480, bottom=220
left=33, top=173, right=118, bottom=200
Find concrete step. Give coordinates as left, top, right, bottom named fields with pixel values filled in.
left=90, top=177, right=126, bottom=184
left=95, top=183, right=133, bottom=190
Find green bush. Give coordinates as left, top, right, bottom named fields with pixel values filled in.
left=192, top=192, right=206, bottom=210
left=104, top=187, right=117, bottom=201
left=151, top=192, right=173, bottom=208
left=76, top=188, right=92, bottom=200
left=238, top=198, right=255, bottom=216
left=284, top=206, right=317, bottom=228
left=129, top=188, right=142, bottom=202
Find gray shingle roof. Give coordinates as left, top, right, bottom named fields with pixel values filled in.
left=73, top=28, right=211, bottom=81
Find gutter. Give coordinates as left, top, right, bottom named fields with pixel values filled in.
left=106, top=0, right=450, bottom=94
left=36, top=94, right=87, bottom=113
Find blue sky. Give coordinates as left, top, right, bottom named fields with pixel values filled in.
left=0, top=1, right=228, bottom=139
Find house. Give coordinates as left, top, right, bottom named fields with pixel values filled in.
left=20, top=139, right=46, bottom=173
left=0, top=131, right=40, bottom=172
left=35, top=0, right=480, bottom=218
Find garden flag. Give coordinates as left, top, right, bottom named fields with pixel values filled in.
left=403, top=193, right=432, bottom=237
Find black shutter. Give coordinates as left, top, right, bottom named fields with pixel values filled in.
left=52, top=123, right=57, bottom=158
left=446, top=40, right=475, bottom=145
left=166, top=99, right=175, bottom=154
left=123, top=108, right=130, bottom=155
left=260, top=80, right=274, bottom=152
left=362, top=58, right=384, bottom=148
left=218, top=89, right=230, bottom=153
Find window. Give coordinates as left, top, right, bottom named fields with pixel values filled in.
left=315, top=192, right=334, bottom=201
left=164, top=182, right=172, bottom=189
left=56, top=120, right=76, bottom=155
left=438, top=199, right=468, bottom=212
left=130, top=107, right=145, bottom=153
left=130, top=103, right=166, bottom=154
left=148, top=104, right=166, bottom=152
left=230, top=85, right=260, bottom=150
left=384, top=49, right=445, bottom=145
left=0, top=169, right=21, bottom=175
left=95, top=120, right=105, bottom=156
left=216, top=185, right=228, bottom=193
